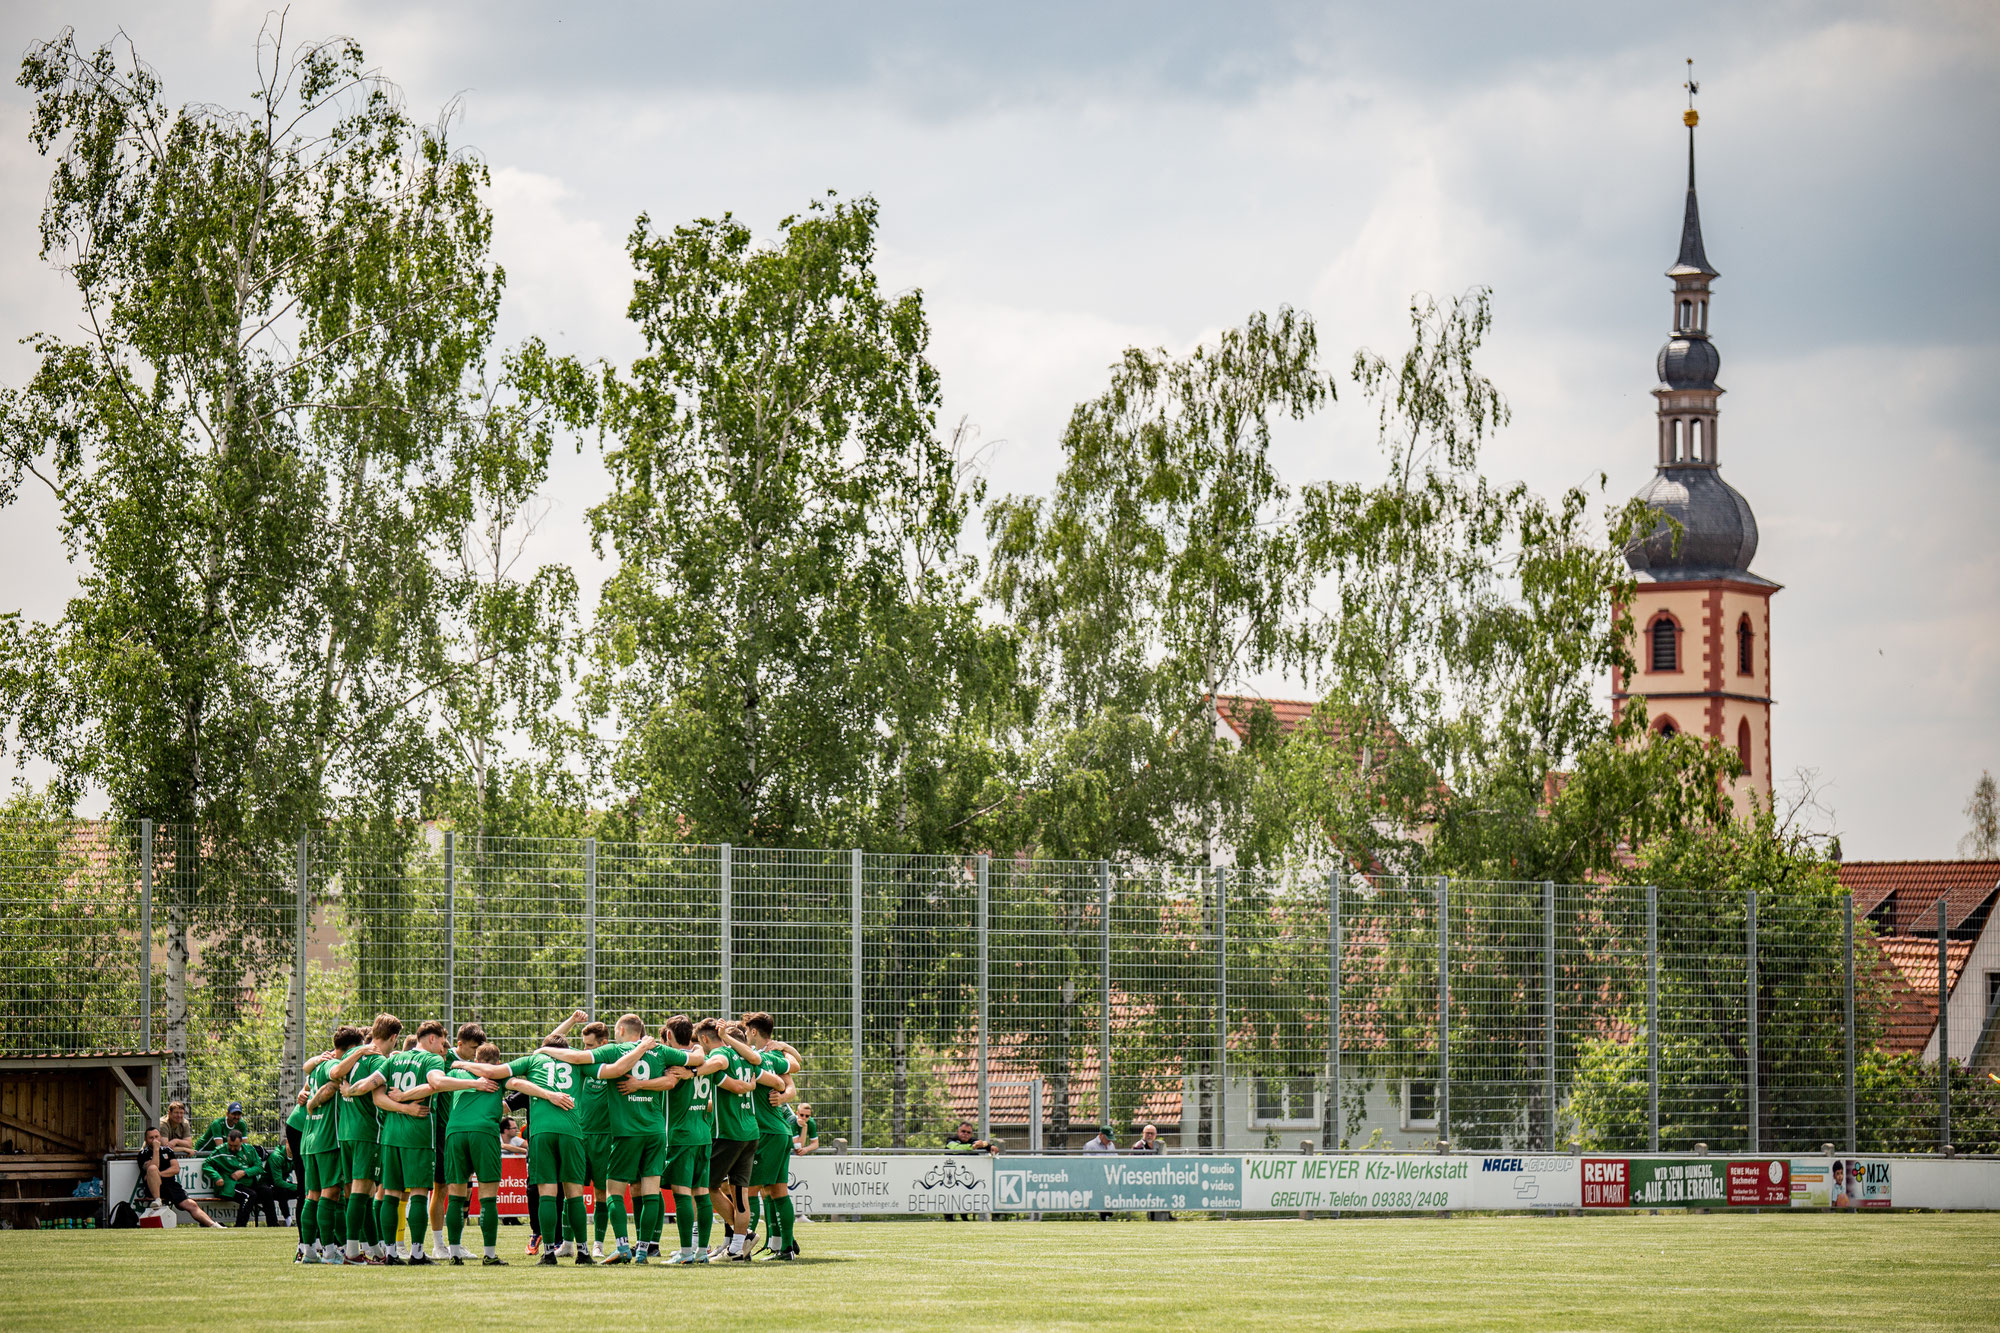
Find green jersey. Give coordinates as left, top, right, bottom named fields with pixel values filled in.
left=667, top=1050, right=718, bottom=1146
left=378, top=1048, right=449, bottom=1148
left=518, top=1050, right=585, bottom=1138
left=302, top=1063, right=339, bottom=1154
left=448, top=1058, right=522, bottom=1139
left=714, top=1047, right=759, bottom=1142
left=751, top=1050, right=792, bottom=1135
left=575, top=1044, right=614, bottom=1137
left=195, top=1116, right=245, bottom=1153
left=285, top=1101, right=307, bottom=1134
left=591, top=1040, right=691, bottom=1138
left=337, top=1051, right=387, bottom=1143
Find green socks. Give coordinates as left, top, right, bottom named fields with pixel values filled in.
left=696, top=1193, right=713, bottom=1247
left=634, top=1193, right=658, bottom=1247
left=299, top=1197, right=317, bottom=1248
left=447, top=1195, right=466, bottom=1249
left=376, top=1196, right=399, bottom=1249
left=538, top=1195, right=558, bottom=1248
left=320, top=1196, right=343, bottom=1247
left=565, top=1195, right=588, bottom=1250
left=675, top=1194, right=695, bottom=1249
left=749, top=1194, right=762, bottom=1228
left=608, top=1194, right=628, bottom=1242
left=346, top=1192, right=371, bottom=1247
left=407, top=1195, right=427, bottom=1250
left=480, top=1197, right=499, bottom=1250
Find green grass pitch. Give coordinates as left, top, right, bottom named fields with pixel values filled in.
left=1, top=1214, right=1994, bottom=1330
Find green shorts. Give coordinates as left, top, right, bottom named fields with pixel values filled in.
left=528, top=1132, right=588, bottom=1188
left=303, top=1148, right=345, bottom=1194
left=380, top=1144, right=435, bottom=1192
left=607, top=1134, right=666, bottom=1184
left=750, top=1131, right=793, bottom=1187
left=665, top=1143, right=710, bottom=1191
left=341, top=1139, right=379, bottom=1185
left=583, top=1136, right=613, bottom=1190
left=444, top=1132, right=501, bottom=1187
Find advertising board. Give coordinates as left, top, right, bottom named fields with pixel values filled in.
left=790, top=1153, right=993, bottom=1216
left=1239, top=1153, right=1579, bottom=1211
left=1581, top=1157, right=1788, bottom=1208
left=991, top=1156, right=1239, bottom=1213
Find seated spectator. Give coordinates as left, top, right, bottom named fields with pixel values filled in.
left=1129, top=1124, right=1168, bottom=1220
left=202, top=1128, right=281, bottom=1227
left=499, top=1117, right=527, bottom=1154
left=263, top=1132, right=300, bottom=1224
left=792, top=1102, right=820, bottom=1154
left=941, top=1122, right=990, bottom=1221
left=140, top=1125, right=222, bottom=1228
left=160, top=1102, right=196, bottom=1153
left=195, top=1101, right=247, bottom=1153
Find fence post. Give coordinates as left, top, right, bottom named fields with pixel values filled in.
left=1328, top=870, right=1341, bottom=1151
left=1844, top=894, right=1856, bottom=1153
left=1746, top=888, right=1759, bottom=1154
left=1938, top=897, right=1950, bottom=1152
left=976, top=853, right=990, bottom=1143
left=295, top=831, right=309, bottom=1088
left=140, top=819, right=153, bottom=1047
left=1098, top=860, right=1111, bottom=1138
left=851, top=849, right=864, bottom=1152
left=719, top=844, right=732, bottom=1019
left=1437, top=875, right=1450, bottom=1146
left=583, top=837, right=597, bottom=1019
left=1215, top=866, right=1228, bottom=1151
left=442, top=831, right=454, bottom=1032
left=1647, top=883, right=1659, bottom=1153
left=1544, top=880, right=1556, bottom=1151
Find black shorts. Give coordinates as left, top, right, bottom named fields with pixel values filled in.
left=708, top=1138, right=756, bottom=1192
left=157, top=1177, right=189, bottom=1207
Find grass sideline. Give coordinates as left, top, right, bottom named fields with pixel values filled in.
left=0, top=1214, right=1995, bottom=1331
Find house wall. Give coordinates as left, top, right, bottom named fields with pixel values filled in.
left=1924, top=911, right=2000, bottom=1064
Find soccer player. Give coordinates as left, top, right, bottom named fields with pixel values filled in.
left=727, top=1013, right=804, bottom=1260
left=706, top=1021, right=762, bottom=1259
left=419, top=1022, right=489, bottom=1257
left=621, top=1015, right=728, bottom=1265
left=428, top=1041, right=574, bottom=1265
left=518, top=1018, right=653, bottom=1265
left=300, top=1025, right=360, bottom=1263
left=585, top=1012, right=688, bottom=1264
left=330, top=1014, right=400, bottom=1262
left=371, top=1019, right=455, bottom=1263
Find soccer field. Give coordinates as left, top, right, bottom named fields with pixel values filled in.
left=1, top=1215, right=1994, bottom=1331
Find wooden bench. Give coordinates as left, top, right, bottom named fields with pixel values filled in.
left=0, top=1154, right=100, bottom=1217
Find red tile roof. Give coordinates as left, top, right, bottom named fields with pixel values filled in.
left=1861, top=934, right=1975, bottom=1054
left=1836, top=861, right=2000, bottom=935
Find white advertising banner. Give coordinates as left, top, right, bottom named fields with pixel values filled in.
left=789, top=1153, right=992, bottom=1216
left=1239, top=1153, right=1581, bottom=1212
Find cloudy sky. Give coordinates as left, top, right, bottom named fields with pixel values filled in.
left=2, top=2, right=1995, bottom=857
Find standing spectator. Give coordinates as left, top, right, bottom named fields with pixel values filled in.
left=1083, top=1128, right=1117, bottom=1220
left=139, top=1125, right=222, bottom=1227
left=160, top=1102, right=196, bottom=1153
left=195, top=1101, right=248, bottom=1153
left=204, top=1128, right=282, bottom=1226
left=1129, top=1124, right=1169, bottom=1220
left=941, top=1122, right=990, bottom=1221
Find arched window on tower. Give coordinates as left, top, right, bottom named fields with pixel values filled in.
left=1737, top=616, right=1754, bottom=676
left=1650, top=615, right=1679, bottom=672
left=1672, top=420, right=1684, bottom=462
left=1698, top=299, right=1708, bottom=331
left=1679, top=299, right=1692, bottom=330
left=1655, top=716, right=1679, bottom=739
left=1737, top=718, right=1752, bottom=770
left=1691, top=420, right=1703, bottom=462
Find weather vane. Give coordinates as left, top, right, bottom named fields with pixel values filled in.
left=1684, top=58, right=1699, bottom=127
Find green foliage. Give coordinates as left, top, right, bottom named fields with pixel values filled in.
left=546, top=194, right=1004, bottom=850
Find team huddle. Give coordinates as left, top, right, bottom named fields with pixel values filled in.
left=292, top=1008, right=807, bottom=1267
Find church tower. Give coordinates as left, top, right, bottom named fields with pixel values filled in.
left=1613, top=82, right=1778, bottom=809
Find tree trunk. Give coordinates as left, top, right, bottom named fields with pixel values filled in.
left=164, top=897, right=192, bottom=1108
left=892, top=1019, right=908, bottom=1149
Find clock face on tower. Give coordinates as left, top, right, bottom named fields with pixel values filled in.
left=1616, top=96, right=1776, bottom=810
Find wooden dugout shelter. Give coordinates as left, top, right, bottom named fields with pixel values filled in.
left=0, top=1049, right=164, bottom=1223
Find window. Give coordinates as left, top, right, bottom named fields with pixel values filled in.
left=1650, top=616, right=1679, bottom=671
left=1690, top=419, right=1703, bottom=461
left=1679, top=299, right=1692, bottom=330
left=1987, top=972, right=2000, bottom=1015
left=1655, top=719, right=1679, bottom=739
left=1698, top=299, right=1708, bottom=331
left=1251, top=1075, right=1319, bottom=1127
left=1738, top=617, right=1754, bottom=675
left=1401, top=1079, right=1438, bottom=1131
left=1672, top=419, right=1684, bottom=461
left=1737, top=718, right=1752, bottom=770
